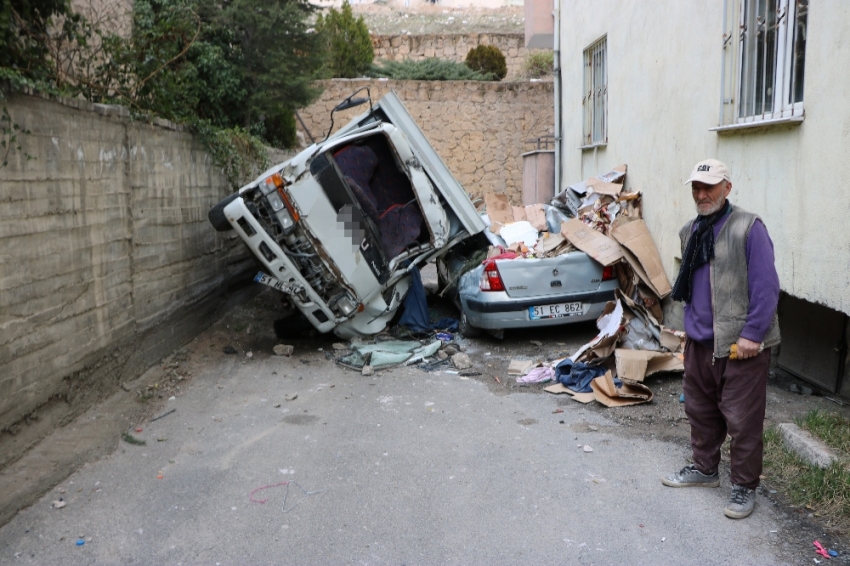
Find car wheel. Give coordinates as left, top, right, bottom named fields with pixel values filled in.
left=458, top=311, right=481, bottom=338
left=208, top=193, right=238, bottom=232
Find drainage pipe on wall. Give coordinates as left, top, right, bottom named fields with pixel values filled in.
left=552, top=0, right=562, bottom=198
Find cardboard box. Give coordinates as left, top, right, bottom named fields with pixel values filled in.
left=560, top=218, right=624, bottom=267
left=610, top=220, right=672, bottom=298
left=614, top=349, right=684, bottom=382
left=590, top=370, right=654, bottom=407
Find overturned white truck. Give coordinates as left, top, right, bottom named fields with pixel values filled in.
left=208, top=91, right=486, bottom=338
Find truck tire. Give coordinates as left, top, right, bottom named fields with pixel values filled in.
left=208, top=193, right=239, bottom=232
left=458, top=311, right=481, bottom=338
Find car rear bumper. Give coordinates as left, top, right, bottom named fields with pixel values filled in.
left=460, top=286, right=617, bottom=330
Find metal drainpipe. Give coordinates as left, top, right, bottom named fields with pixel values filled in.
left=553, top=0, right=562, bottom=199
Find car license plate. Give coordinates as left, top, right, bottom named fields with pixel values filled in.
left=528, top=302, right=583, bottom=320
left=254, top=271, right=295, bottom=294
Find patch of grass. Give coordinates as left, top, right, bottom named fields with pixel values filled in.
left=121, top=432, right=146, bottom=446
left=799, top=409, right=850, bottom=454
left=763, top=410, right=850, bottom=532
left=521, top=51, right=554, bottom=79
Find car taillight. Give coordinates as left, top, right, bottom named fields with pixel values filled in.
left=479, top=259, right=505, bottom=292
left=601, top=265, right=615, bottom=281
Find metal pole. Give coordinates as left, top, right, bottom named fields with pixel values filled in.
left=553, top=0, right=562, bottom=199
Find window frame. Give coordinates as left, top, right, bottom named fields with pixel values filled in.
left=581, top=35, right=608, bottom=148
left=715, top=0, right=807, bottom=131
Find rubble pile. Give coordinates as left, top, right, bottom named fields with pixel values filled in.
left=487, top=165, right=686, bottom=408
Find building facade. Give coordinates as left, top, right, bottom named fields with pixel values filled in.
left=547, top=0, right=849, bottom=394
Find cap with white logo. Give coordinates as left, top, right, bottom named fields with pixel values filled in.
left=684, top=159, right=731, bottom=185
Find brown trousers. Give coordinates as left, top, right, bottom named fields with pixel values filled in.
left=683, top=339, right=770, bottom=489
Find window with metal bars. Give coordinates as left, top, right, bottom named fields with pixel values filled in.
left=719, top=0, right=807, bottom=127
left=582, top=36, right=607, bottom=147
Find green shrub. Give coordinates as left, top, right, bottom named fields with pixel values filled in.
left=369, top=58, right=496, bottom=81
left=465, top=45, right=507, bottom=81
left=315, top=0, right=374, bottom=78
left=523, top=51, right=554, bottom=78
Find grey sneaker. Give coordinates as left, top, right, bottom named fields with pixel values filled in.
left=724, top=485, right=756, bottom=519
left=661, top=464, right=720, bottom=487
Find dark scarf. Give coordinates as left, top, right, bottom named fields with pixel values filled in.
left=671, top=200, right=731, bottom=303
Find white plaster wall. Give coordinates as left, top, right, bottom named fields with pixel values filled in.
left=558, top=0, right=850, bottom=315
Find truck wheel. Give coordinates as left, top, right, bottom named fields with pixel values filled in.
left=458, top=311, right=481, bottom=338
left=208, top=193, right=238, bottom=232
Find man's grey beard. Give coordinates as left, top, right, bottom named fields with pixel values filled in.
left=696, top=198, right=727, bottom=216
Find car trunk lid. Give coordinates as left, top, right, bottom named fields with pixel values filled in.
left=495, top=252, right=604, bottom=299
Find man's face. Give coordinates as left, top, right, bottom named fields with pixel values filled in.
left=691, top=180, right=732, bottom=216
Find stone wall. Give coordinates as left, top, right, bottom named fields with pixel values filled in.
left=372, top=33, right=533, bottom=80
left=297, top=79, right=555, bottom=205
left=0, top=92, right=274, bottom=466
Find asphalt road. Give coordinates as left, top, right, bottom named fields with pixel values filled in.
left=0, top=323, right=806, bottom=565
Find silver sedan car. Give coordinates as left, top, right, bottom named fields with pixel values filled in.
left=438, top=216, right=619, bottom=337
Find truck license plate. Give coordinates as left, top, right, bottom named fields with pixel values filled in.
left=528, top=302, right=583, bottom=320
left=254, top=271, right=295, bottom=294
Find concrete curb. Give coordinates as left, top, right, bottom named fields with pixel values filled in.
left=777, top=423, right=838, bottom=468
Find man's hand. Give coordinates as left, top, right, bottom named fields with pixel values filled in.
left=735, top=337, right=761, bottom=360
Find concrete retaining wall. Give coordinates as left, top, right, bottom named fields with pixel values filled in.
left=372, top=33, right=534, bottom=80
left=0, top=92, right=270, bottom=467
left=297, top=78, right=554, bottom=205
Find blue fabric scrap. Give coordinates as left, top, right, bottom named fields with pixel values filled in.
left=555, top=359, right=608, bottom=393
left=398, top=268, right=458, bottom=333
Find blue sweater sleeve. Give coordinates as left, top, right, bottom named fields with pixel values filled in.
left=741, top=219, right=780, bottom=343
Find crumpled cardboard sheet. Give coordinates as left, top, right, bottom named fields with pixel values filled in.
left=507, top=358, right=536, bottom=376
left=614, top=349, right=684, bottom=382
left=560, top=218, right=624, bottom=267
left=543, top=383, right=596, bottom=403
left=590, top=370, right=654, bottom=407
left=571, top=300, right=625, bottom=364
left=610, top=219, right=672, bottom=299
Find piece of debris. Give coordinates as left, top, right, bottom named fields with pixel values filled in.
left=157, top=437, right=167, bottom=442
left=507, top=359, right=535, bottom=376
left=436, top=350, right=448, bottom=361
left=51, top=500, right=66, bottom=509
left=274, top=403, right=281, bottom=408
left=588, top=425, right=598, bottom=431
left=583, top=445, right=593, bottom=453
left=362, top=365, right=375, bottom=376
left=494, top=376, right=501, bottom=384
left=223, top=346, right=237, bottom=355
left=530, top=340, right=542, bottom=347
left=451, top=353, right=472, bottom=370
left=552, top=408, right=564, bottom=414
left=458, top=371, right=481, bottom=377
left=150, top=408, right=176, bottom=422
left=332, top=342, right=348, bottom=350
left=517, top=366, right=554, bottom=384
left=285, top=393, right=298, bottom=401
left=246, top=351, right=253, bottom=358
left=120, top=382, right=131, bottom=392
left=121, top=432, right=146, bottom=445
left=443, top=345, right=459, bottom=357
left=274, top=344, right=294, bottom=356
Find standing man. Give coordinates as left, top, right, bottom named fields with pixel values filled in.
left=662, top=159, right=780, bottom=519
